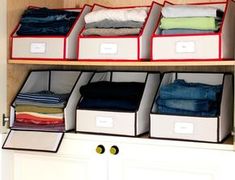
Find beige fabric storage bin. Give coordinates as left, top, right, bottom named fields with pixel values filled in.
left=76, top=71, right=160, bottom=136
left=151, top=0, right=235, bottom=60
left=11, top=5, right=91, bottom=60
left=150, top=72, right=233, bottom=143
left=77, top=2, right=162, bottom=61
left=2, top=70, right=93, bottom=152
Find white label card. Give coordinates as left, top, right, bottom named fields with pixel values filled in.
left=96, top=116, right=113, bottom=128
left=175, top=41, right=195, bottom=53
left=30, top=43, right=46, bottom=54
left=174, top=122, right=194, bottom=134
left=100, top=43, right=118, bottom=54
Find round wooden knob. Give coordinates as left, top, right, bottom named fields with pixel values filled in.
left=110, top=145, right=119, bottom=155
left=96, top=145, right=105, bottom=154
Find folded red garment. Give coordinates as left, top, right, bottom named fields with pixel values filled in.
left=16, top=114, right=64, bottom=125
left=13, top=121, right=65, bottom=131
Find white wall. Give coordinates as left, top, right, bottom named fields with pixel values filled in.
left=0, top=0, right=7, bottom=179
left=0, top=0, right=7, bottom=128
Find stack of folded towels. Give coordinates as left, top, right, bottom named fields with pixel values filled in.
left=159, top=5, right=224, bottom=35
left=16, top=7, right=80, bottom=36
left=82, top=7, right=148, bottom=36
left=156, top=79, right=222, bottom=117
left=78, top=81, right=145, bottom=111
left=14, top=91, right=69, bottom=131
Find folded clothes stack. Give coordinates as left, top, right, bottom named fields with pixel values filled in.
left=16, top=7, right=80, bottom=35
left=159, top=5, right=224, bottom=35
left=78, top=81, right=145, bottom=111
left=156, top=79, right=222, bottom=117
left=82, top=7, right=148, bottom=36
left=13, top=91, right=69, bottom=131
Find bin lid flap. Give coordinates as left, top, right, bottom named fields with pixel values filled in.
left=2, top=130, right=64, bottom=153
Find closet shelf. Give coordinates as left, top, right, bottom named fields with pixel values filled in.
left=8, top=59, right=235, bottom=67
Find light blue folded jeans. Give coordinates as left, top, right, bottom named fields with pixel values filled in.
left=157, top=98, right=216, bottom=112
left=159, top=79, right=222, bottom=101
left=157, top=105, right=217, bottom=117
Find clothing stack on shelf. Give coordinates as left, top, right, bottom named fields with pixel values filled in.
left=156, top=79, right=222, bottom=117
left=16, top=7, right=80, bottom=35
left=159, top=5, right=224, bottom=35
left=13, top=90, right=69, bottom=131
left=78, top=81, right=145, bottom=111
left=82, top=7, right=148, bottom=36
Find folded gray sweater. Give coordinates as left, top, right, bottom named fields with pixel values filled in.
left=85, top=20, right=144, bottom=29
left=162, top=5, right=224, bottom=18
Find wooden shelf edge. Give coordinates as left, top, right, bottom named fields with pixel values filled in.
left=8, top=59, right=235, bottom=67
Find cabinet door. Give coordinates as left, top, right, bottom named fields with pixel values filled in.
left=14, top=153, right=88, bottom=180
left=12, top=137, right=109, bottom=180
left=59, top=137, right=109, bottom=180
left=109, top=142, right=235, bottom=180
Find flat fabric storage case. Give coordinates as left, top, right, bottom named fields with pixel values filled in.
left=77, top=2, right=162, bottom=61
left=151, top=0, right=235, bottom=60
left=76, top=71, right=160, bottom=136
left=150, top=72, right=233, bottom=142
left=10, top=5, right=91, bottom=60
left=2, top=70, right=93, bottom=152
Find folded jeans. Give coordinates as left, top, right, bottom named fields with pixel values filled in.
left=157, top=105, right=218, bottom=117
left=156, top=98, right=217, bottom=112
left=159, top=79, right=222, bottom=101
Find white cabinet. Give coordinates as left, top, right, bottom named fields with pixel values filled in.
left=4, top=133, right=235, bottom=180
left=12, top=137, right=109, bottom=180
left=14, top=153, right=92, bottom=180
left=111, top=143, right=234, bottom=180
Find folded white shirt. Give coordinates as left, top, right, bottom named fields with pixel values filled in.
left=162, top=5, right=222, bottom=18
left=85, top=7, right=148, bottom=23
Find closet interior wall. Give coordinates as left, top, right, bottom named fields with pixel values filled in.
left=7, top=0, right=64, bottom=110
left=0, top=0, right=7, bottom=130
left=63, top=0, right=225, bottom=7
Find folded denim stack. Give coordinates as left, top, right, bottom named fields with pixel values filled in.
left=13, top=91, right=69, bottom=131
left=78, top=81, right=145, bottom=111
left=82, top=7, right=148, bottom=36
left=16, top=7, right=80, bottom=35
left=156, top=79, right=222, bottom=117
left=159, top=5, right=224, bottom=35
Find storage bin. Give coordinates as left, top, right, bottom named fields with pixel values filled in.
left=77, top=2, right=162, bottom=61
left=150, top=72, right=233, bottom=142
left=10, top=5, right=91, bottom=60
left=151, top=0, right=235, bottom=60
left=76, top=71, right=160, bottom=136
left=2, top=70, right=93, bottom=152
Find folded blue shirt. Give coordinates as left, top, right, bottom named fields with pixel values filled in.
left=16, top=91, right=69, bottom=104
